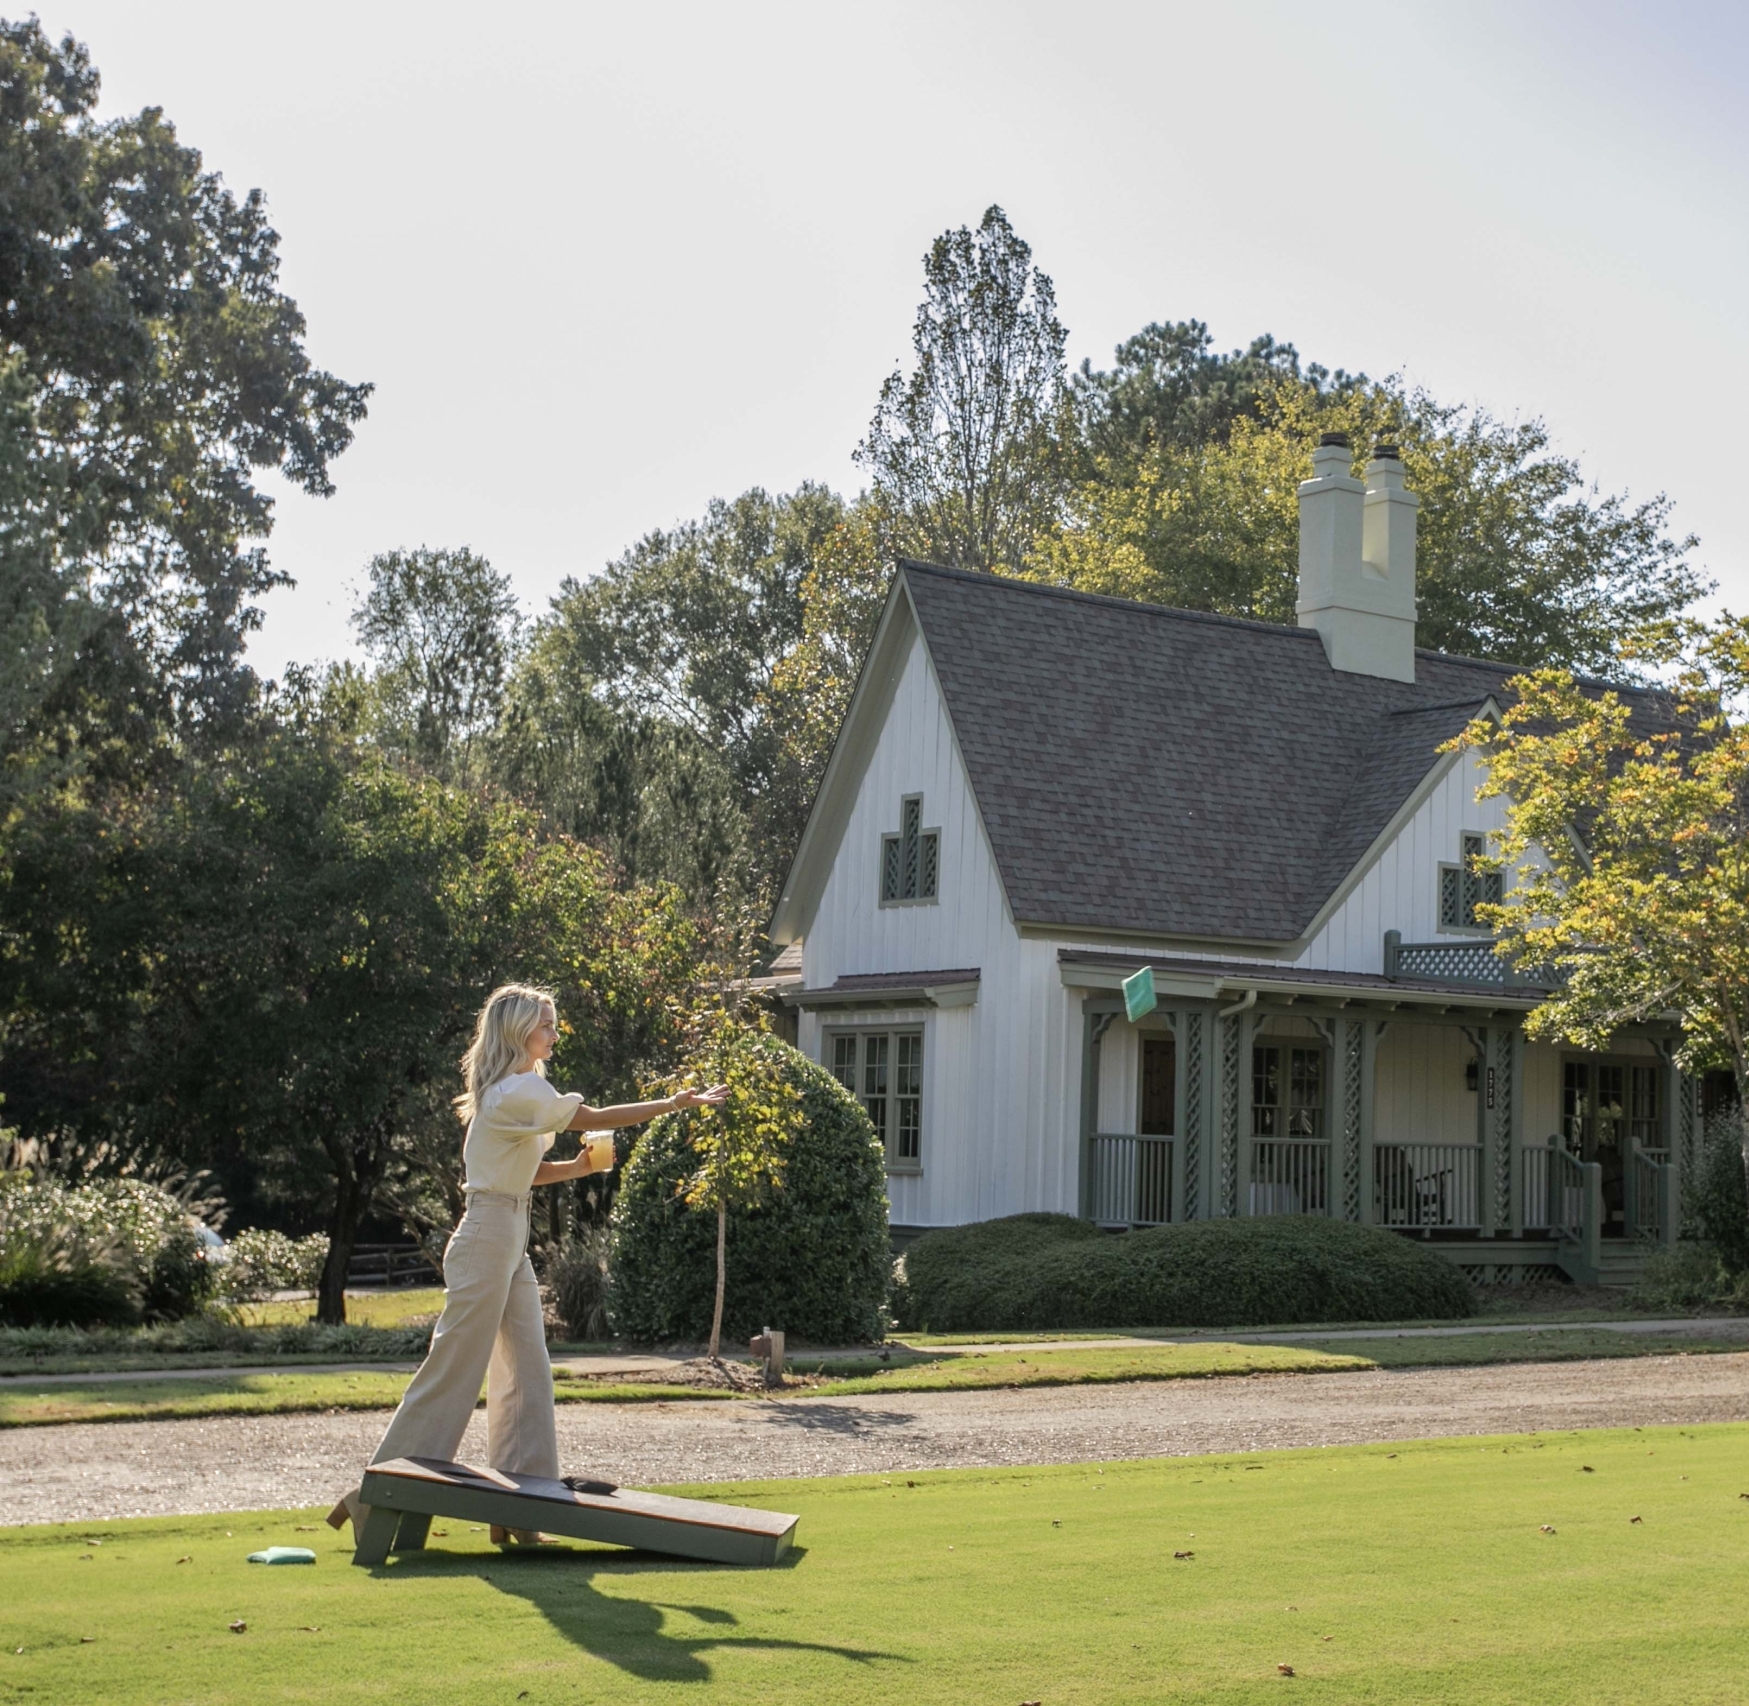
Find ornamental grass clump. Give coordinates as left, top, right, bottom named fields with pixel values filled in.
left=897, top=1213, right=1475, bottom=1333
left=610, top=1033, right=890, bottom=1347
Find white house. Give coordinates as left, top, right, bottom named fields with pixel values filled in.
left=769, top=436, right=1708, bottom=1285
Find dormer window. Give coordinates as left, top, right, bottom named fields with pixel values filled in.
left=880, top=794, right=939, bottom=905
left=1439, top=832, right=1502, bottom=931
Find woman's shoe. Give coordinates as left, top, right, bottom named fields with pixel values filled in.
left=489, top=1525, right=549, bottom=1546
left=326, top=1490, right=366, bottom=1543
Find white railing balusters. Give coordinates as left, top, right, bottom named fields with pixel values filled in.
left=1247, top=1139, right=1331, bottom=1217
left=1087, top=1133, right=1175, bottom=1227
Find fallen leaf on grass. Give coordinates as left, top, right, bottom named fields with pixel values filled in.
left=1321, top=1637, right=1332, bottom=1643
left=1540, top=1525, right=1556, bottom=1534
left=300, top=1626, right=321, bottom=1633
left=1173, top=1550, right=1194, bottom=1560
left=1630, top=1516, right=1643, bottom=1524
left=79, top=1637, right=94, bottom=1644
left=1051, top=1520, right=1061, bottom=1528
left=1278, top=1663, right=1296, bottom=1676
left=228, top=1621, right=247, bottom=1635
left=175, top=1556, right=192, bottom=1565
left=294, top=1525, right=317, bottom=1532
left=433, top=1530, right=449, bottom=1537
left=1385, top=1453, right=1398, bottom=1460
left=1581, top=1465, right=1595, bottom=1473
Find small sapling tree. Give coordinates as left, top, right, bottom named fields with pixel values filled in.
left=668, top=996, right=805, bottom=1359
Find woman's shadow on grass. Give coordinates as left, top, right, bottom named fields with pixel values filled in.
left=380, top=1547, right=906, bottom=1684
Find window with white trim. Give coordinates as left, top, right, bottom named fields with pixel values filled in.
left=829, top=1029, right=923, bottom=1169
left=1439, top=831, right=1502, bottom=931
left=880, top=795, right=939, bottom=905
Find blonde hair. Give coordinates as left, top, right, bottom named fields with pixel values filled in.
left=456, top=983, right=556, bottom=1123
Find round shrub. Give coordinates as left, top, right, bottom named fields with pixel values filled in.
left=898, top=1213, right=1475, bottom=1332
left=609, top=1038, right=890, bottom=1344
left=212, top=1228, right=330, bottom=1300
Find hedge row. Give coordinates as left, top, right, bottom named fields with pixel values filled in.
left=896, top=1212, right=1475, bottom=1332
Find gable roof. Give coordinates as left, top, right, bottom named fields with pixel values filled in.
left=775, top=560, right=1672, bottom=949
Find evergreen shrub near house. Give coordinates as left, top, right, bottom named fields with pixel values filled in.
left=895, top=1212, right=1475, bottom=1333
left=609, top=1040, right=891, bottom=1344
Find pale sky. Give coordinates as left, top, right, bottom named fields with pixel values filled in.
left=48, top=0, right=1749, bottom=679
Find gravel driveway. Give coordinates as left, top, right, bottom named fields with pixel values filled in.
left=7, top=1351, right=1749, bottom=1526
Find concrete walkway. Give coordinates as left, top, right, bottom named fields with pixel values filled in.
left=3, top=1316, right=1744, bottom=1387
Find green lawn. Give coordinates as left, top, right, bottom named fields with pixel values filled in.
left=5, top=1425, right=1748, bottom=1703
left=233, top=1288, right=447, bottom=1328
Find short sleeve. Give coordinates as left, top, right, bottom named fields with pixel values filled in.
left=490, top=1077, right=584, bottom=1139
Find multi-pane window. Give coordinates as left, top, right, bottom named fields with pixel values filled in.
left=880, top=795, right=939, bottom=904
left=1439, top=832, right=1503, bottom=930
left=829, top=1030, right=923, bottom=1168
left=1252, top=1044, right=1325, bottom=1141
left=1563, top=1060, right=1660, bottom=1154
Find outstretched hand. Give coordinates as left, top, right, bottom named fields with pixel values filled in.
left=673, top=1083, right=730, bottom=1110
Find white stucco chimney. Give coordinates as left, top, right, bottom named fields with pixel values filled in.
left=1296, top=434, right=1418, bottom=683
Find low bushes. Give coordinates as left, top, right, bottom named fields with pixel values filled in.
left=0, top=1173, right=217, bottom=1327
left=1630, top=1241, right=1749, bottom=1313
left=896, top=1213, right=1476, bottom=1332
left=609, top=1039, right=890, bottom=1344
left=546, top=1223, right=612, bottom=1341
left=211, top=1228, right=330, bottom=1301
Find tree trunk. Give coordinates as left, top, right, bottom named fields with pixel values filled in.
left=318, top=1168, right=365, bottom=1326
left=708, top=1200, right=726, bottom=1361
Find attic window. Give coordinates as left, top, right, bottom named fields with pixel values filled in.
left=1439, top=832, right=1502, bottom=931
left=880, top=795, right=939, bottom=905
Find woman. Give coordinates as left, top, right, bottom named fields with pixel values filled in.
left=329, top=982, right=726, bottom=1546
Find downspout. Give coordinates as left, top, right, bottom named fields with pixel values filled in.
left=1218, top=988, right=1258, bottom=1019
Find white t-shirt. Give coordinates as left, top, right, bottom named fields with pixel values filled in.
left=462, top=1071, right=585, bottom=1195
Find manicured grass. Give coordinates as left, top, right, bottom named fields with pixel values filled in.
left=1303, top=1328, right=1749, bottom=1369
left=0, top=1373, right=721, bottom=1429
left=6, top=1425, right=1749, bottom=1703
left=234, top=1288, right=447, bottom=1328
left=802, top=1341, right=1370, bottom=1395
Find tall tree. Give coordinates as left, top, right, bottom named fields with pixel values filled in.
left=1071, top=320, right=1357, bottom=468
left=858, top=205, right=1070, bottom=572
left=1029, top=376, right=1707, bottom=674
left=352, top=546, right=521, bottom=780
left=0, top=18, right=370, bottom=732
left=1459, top=614, right=1749, bottom=1112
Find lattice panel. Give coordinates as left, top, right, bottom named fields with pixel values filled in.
left=1679, top=1073, right=1701, bottom=1237
left=1181, top=1012, right=1202, bottom=1220
left=1342, top=1020, right=1364, bottom=1222
left=1395, top=940, right=1506, bottom=984
left=1219, top=1012, right=1240, bottom=1217
left=1493, top=1029, right=1515, bottom=1230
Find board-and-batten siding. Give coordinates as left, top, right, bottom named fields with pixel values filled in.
left=799, top=629, right=1085, bottom=1228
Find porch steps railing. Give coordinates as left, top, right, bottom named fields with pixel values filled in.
left=1372, top=1143, right=1482, bottom=1229
left=1630, top=1145, right=1677, bottom=1248
left=1087, top=1133, right=1174, bottom=1227
left=1247, top=1139, right=1330, bottom=1217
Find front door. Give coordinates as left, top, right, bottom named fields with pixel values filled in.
left=1562, top=1060, right=1660, bottom=1238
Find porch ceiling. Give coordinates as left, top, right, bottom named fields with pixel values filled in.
left=1057, top=948, right=1549, bottom=1014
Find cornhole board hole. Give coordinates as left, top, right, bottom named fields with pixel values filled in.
left=354, top=1457, right=799, bottom=1568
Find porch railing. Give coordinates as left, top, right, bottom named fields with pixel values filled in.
left=1522, top=1143, right=1604, bottom=1282
left=1247, top=1139, right=1330, bottom=1217
left=1630, top=1144, right=1676, bottom=1247
left=1383, top=930, right=1552, bottom=988
left=1088, top=1133, right=1174, bottom=1227
left=1372, top=1143, right=1482, bottom=1229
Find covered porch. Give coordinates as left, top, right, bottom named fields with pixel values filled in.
left=1062, top=945, right=1701, bottom=1285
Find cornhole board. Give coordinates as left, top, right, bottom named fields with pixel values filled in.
left=353, top=1456, right=798, bottom=1568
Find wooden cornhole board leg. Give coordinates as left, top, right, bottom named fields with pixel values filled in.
left=355, top=1457, right=799, bottom=1569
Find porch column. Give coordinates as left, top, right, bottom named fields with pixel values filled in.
left=1480, top=1024, right=1521, bottom=1237
left=1337, top=1018, right=1368, bottom=1223
left=1666, top=1058, right=1700, bottom=1237
left=1217, top=1004, right=1258, bottom=1217
left=1078, top=1001, right=1118, bottom=1220
left=1178, top=1009, right=1205, bottom=1219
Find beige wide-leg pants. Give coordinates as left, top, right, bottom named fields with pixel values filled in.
left=368, top=1189, right=558, bottom=1479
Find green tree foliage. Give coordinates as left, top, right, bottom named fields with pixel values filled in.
left=1071, top=319, right=1357, bottom=467
left=1458, top=613, right=1749, bottom=1109
left=497, top=485, right=848, bottom=901
left=609, top=1035, right=889, bottom=1346
left=1030, top=377, right=1705, bottom=674
left=0, top=19, right=370, bottom=728
left=858, top=205, right=1070, bottom=572
left=351, top=546, right=521, bottom=780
